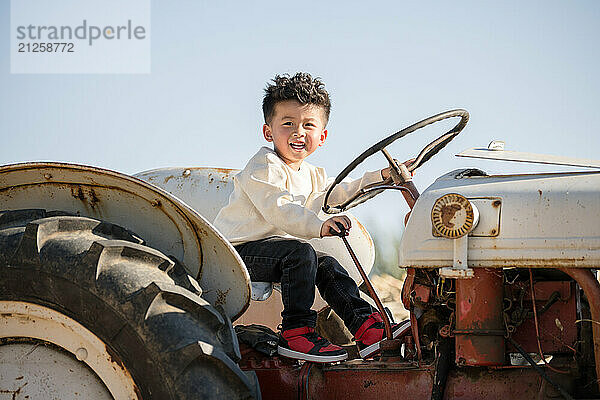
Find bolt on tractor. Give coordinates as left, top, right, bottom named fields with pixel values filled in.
left=1, top=110, right=599, bottom=399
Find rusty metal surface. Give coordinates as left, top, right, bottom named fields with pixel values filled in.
left=507, top=281, right=577, bottom=354
left=401, top=169, right=600, bottom=268
left=0, top=162, right=250, bottom=320
left=560, top=268, right=600, bottom=386
left=455, top=268, right=505, bottom=366
left=240, top=344, right=574, bottom=400
left=134, top=166, right=375, bottom=285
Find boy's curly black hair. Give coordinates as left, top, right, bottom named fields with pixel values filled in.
left=262, top=72, right=331, bottom=125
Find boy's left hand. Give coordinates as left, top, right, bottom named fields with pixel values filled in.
left=381, top=158, right=415, bottom=180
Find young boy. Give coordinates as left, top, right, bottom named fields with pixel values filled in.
left=214, top=72, right=401, bottom=362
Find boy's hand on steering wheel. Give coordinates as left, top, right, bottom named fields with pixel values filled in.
left=320, top=215, right=351, bottom=237
left=381, top=158, right=416, bottom=180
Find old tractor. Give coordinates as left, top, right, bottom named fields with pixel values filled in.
left=1, top=110, right=598, bottom=399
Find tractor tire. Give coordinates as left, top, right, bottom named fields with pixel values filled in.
left=0, top=209, right=260, bottom=399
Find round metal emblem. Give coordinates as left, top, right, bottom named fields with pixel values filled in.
left=431, top=193, right=475, bottom=238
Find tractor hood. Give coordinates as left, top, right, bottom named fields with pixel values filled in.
left=400, top=169, right=600, bottom=269
left=0, top=162, right=250, bottom=320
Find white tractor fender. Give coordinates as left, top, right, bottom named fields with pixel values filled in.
left=0, top=162, right=251, bottom=321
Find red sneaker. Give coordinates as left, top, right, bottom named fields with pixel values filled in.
left=354, top=313, right=411, bottom=359
left=278, top=327, right=348, bottom=363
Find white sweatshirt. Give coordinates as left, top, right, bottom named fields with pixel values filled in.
left=214, top=147, right=383, bottom=245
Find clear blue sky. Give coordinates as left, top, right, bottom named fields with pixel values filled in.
left=1, top=1, right=599, bottom=228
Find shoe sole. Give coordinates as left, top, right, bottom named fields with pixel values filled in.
left=277, top=346, right=348, bottom=363
left=358, top=319, right=411, bottom=359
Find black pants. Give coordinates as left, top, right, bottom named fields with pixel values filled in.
left=235, top=237, right=373, bottom=332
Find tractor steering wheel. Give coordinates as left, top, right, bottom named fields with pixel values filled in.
left=323, top=109, right=470, bottom=214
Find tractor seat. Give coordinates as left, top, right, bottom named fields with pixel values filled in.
left=134, top=166, right=375, bottom=304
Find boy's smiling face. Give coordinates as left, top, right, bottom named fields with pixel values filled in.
left=263, top=100, right=328, bottom=171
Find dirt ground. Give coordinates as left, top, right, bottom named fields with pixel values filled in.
left=370, top=273, right=410, bottom=322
